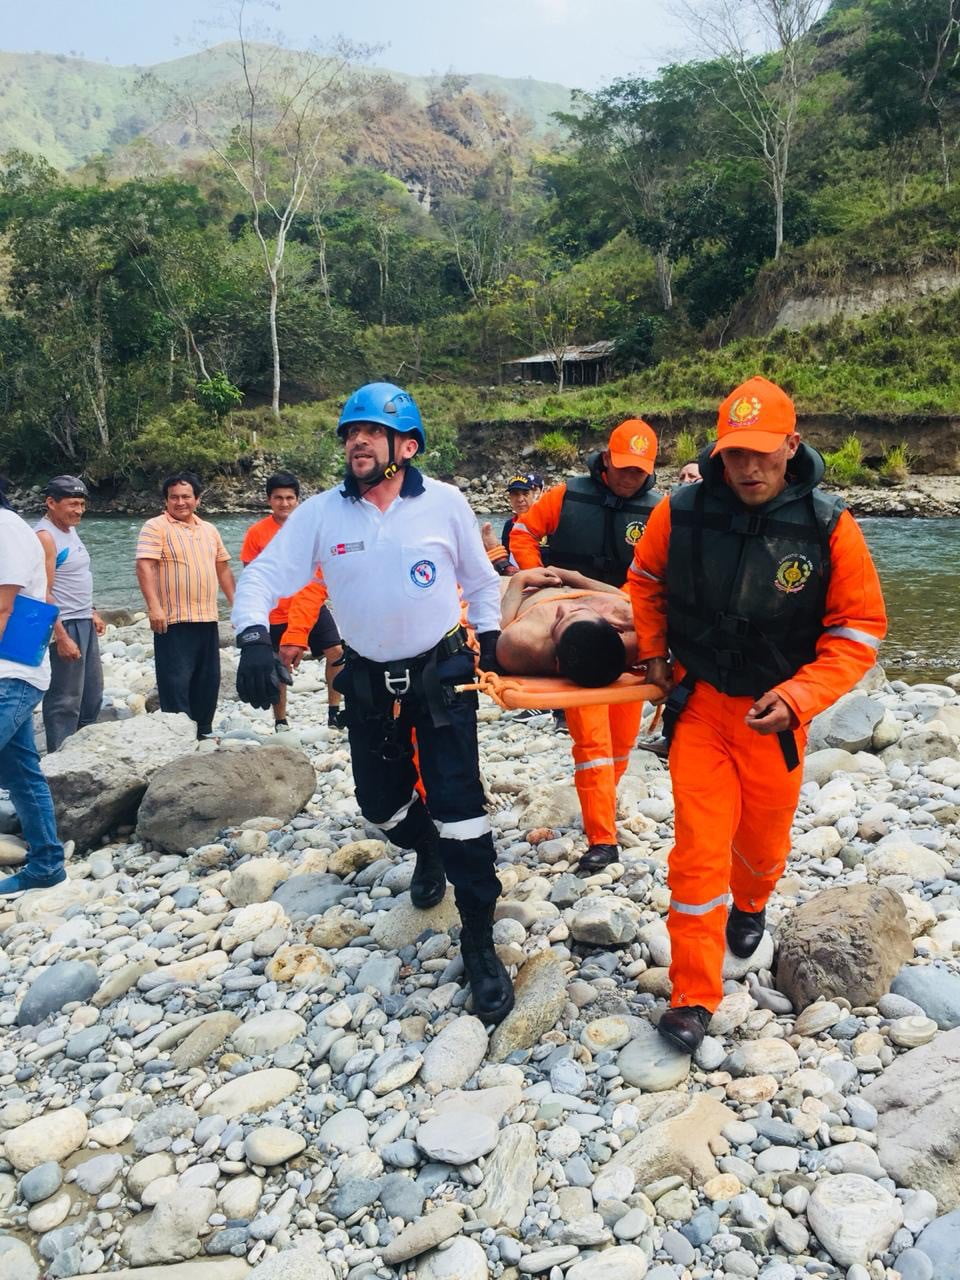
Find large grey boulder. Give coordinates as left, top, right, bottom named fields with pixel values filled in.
left=42, top=713, right=198, bottom=851
left=775, top=883, right=913, bottom=1010
left=808, top=692, right=884, bottom=753
left=138, top=744, right=316, bottom=852
left=864, top=1027, right=960, bottom=1211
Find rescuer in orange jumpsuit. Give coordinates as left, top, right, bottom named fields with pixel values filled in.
left=629, top=377, right=887, bottom=1053
left=240, top=472, right=343, bottom=730
left=510, top=420, right=661, bottom=874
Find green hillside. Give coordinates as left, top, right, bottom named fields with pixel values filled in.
left=0, top=46, right=573, bottom=171
left=2, top=0, right=960, bottom=486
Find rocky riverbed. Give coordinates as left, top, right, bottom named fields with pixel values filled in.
left=2, top=623, right=960, bottom=1280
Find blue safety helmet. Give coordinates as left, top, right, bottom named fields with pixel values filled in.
left=337, top=382, right=426, bottom=455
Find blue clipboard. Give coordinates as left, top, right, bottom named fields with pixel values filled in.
left=0, top=594, right=60, bottom=667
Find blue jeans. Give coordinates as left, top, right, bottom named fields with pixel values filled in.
left=0, top=679, right=65, bottom=881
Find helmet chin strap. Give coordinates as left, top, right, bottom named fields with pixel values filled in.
left=348, top=428, right=407, bottom=495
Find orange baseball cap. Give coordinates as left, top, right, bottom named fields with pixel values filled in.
left=712, top=376, right=797, bottom=455
left=607, top=418, right=657, bottom=473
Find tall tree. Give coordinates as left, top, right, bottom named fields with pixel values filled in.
left=151, top=1, right=367, bottom=415
left=677, top=0, right=828, bottom=259
left=847, top=0, right=960, bottom=194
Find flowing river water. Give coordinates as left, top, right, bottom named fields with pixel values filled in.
left=75, top=514, right=960, bottom=683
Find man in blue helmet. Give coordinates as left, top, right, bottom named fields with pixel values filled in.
left=232, top=383, right=514, bottom=1023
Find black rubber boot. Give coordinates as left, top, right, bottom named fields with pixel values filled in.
left=657, top=1005, right=711, bottom=1054
left=328, top=705, right=347, bottom=730
left=410, top=836, right=447, bottom=910
left=576, top=843, right=620, bottom=876
left=458, top=902, right=515, bottom=1025
left=726, top=905, right=766, bottom=958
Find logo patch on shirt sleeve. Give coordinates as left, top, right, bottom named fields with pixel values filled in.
left=330, top=541, right=364, bottom=556
left=410, top=559, right=437, bottom=588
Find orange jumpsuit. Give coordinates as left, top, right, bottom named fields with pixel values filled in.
left=629, top=497, right=887, bottom=1011
left=240, top=516, right=328, bottom=648
left=510, top=483, right=644, bottom=849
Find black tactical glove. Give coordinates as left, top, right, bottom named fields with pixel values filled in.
left=236, top=625, right=293, bottom=710
left=477, top=629, right=502, bottom=675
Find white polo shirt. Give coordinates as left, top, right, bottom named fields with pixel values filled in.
left=0, top=508, right=52, bottom=691
left=233, top=471, right=500, bottom=662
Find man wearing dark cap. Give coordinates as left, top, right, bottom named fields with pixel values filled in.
left=34, top=476, right=105, bottom=751
left=481, top=473, right=545, bottom=577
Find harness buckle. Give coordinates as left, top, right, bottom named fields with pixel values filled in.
left=384, top=668, right=411, bottom=696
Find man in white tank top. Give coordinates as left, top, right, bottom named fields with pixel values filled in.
left=34, top=476, right=105, bottom=750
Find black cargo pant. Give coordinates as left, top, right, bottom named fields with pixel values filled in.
left=335, top=647, right=500, bottom=909
left=153, top=622, right=220, bottom=737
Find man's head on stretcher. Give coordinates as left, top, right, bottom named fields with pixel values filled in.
left=495, top=567, right=637, bottom=687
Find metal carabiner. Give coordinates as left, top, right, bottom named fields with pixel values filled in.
left=384, top=668, right=411, bottom=697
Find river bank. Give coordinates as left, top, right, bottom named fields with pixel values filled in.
left=7, top=472, right=960, bottom=520
left=1, top=632, right=960, bottom=1279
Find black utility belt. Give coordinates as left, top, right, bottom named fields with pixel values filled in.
left=346, top=625, right=471, bottom=735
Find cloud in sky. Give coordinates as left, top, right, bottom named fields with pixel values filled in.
left=3, top=0, right=696, bottom=90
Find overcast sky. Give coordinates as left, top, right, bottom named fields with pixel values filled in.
left=4, top=0, right=696, bottom=91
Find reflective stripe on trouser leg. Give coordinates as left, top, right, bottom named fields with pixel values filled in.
left=666, top=684, right=743, bottom=1012
left=346, top=706, right=436, bottom=852
left=728, top=714, right=807, bottom=912
left=412, top=670, right=501, bottom=909
left=567, top=704, right=618, bottom=847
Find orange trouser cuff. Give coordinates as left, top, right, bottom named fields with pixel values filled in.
left=567, top=702, right=644, bottom=847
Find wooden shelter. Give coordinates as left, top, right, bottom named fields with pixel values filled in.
left=503, top=340, right=616, bottom=387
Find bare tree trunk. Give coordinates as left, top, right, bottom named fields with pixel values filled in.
left=773, top=173, right=785, bottom=260
left=89, top=281, right=110, bottom=449
left=654, top=250, right=673, bottom=310
left=268, top=267, right=281, bottom=418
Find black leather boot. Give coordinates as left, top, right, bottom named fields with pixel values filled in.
left=458, top=902, right=515, bottom=1024
left=726, top=905, right=766, bottom=958
left=410, top=837, right=446, bottom=910
left=576, top=843, right=620, bottom=875
left=657, top=1005, right=711, bottom=1054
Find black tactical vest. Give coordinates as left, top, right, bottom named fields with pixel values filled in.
left=666, top=445, right=844, bottom=697
left=548, top=457, right=660, bottom=586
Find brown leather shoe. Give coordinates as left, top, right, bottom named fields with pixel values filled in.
left=657, top=1005, right=711, bottom=1054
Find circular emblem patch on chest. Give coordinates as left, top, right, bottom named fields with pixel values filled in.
left=774, top=553, right=813, bottom=594
left=410, top=558, right=437, bottom=588
left=624, top=520, right=645, bottom=545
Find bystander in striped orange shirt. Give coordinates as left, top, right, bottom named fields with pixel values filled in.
left=135, top=512, right=230, bottom=623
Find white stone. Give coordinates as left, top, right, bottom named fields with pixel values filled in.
left=416, top=1111, right=499, bottom=1164
left=807, top=1173, right=902, bottom=1266
left=199, top=1068, right=300, bottom=1119
left=2, top=1107, right=88, bottom=1172
left=416, top=1236, right=489, bottom=1280
left=421, top=1017, right=489, bottom=1090
left=566, top=1246, right=650, bottom=1280
left=230, top=1010, right=305, bottom=1056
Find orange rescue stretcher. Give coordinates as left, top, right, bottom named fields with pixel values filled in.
left=457, top=669, right=662, bottom=712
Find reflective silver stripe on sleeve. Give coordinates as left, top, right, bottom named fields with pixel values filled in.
left=575, top=757, right=616, bottom=772
left=628, top=565, right=662, bottom=582
left=824, top=625, right=881, bottom=649
left=377, top=790, right=419, bottom=832
left=512, top=522, right=531, bottom=535
left=669, top=892, right=731, bottom=916
left=437, top=816, right=492, bottom=840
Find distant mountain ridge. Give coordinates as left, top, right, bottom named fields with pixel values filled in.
left=0, top=46, right=574, bottom=173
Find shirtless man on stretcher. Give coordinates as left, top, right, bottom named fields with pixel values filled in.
left=495, top=567, right=638, bottom=685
